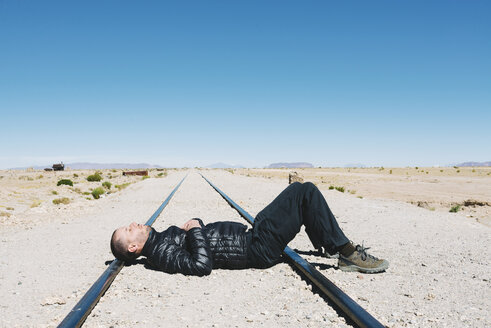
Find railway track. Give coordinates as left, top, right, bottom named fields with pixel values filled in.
left=58, top=172, right=384, bottom=327
left=200, top=174, right=384, bottom=328
left=58, top=175, right=187, bottom=328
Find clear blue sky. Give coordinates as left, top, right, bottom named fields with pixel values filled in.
left=1, top=1, right=490, bottom=168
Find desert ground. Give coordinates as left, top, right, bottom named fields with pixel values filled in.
left=0, top=168, right=490, bottom=327
left=233, top=166, right=491, bottom=226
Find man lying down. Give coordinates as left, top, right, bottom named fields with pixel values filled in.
left=111, top=182, right=389, bottom=276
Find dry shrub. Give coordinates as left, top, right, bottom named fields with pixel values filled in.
left=30, top=200, right=42, bottom=208
left=53, top=197, right=70, bottom=205
left=92, top=187, right=105, bottom=199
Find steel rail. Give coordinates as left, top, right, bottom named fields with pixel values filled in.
left=200, top=174, right=384, bottom=328
left=58, top=175, right=187, bottom=328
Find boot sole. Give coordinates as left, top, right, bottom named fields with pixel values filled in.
left=338, top=259, right=389, bottom=273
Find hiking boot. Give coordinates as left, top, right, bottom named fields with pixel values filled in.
left=338, top=244, right=389, bottom=273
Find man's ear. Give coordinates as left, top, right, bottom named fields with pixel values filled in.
left=128, top=243, right=138, bottom=253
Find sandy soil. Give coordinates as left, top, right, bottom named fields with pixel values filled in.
left=233, top=167, right=491, bottom=226
left=0, top=168, right=170, bottom=228
left=0, top=169, right=489, bottom=327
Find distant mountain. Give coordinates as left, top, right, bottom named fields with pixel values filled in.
left=206, top=163, right=245, bottom=169
left=11, top=162, right=164, bottom=170
left=267, top=162, right=314, bottom=169
left=455, top=161, right=491, bottom=167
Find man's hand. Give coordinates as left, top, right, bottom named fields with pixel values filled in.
left=180, top=219, right=201, bottom=231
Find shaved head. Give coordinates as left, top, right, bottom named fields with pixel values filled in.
left=110, top=222, right=151, bottom=262
left=110, top=228, right=137, bottom=262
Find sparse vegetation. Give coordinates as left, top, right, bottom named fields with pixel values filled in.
left=112, top=169, right=117, bottom=173
left=389, top=170, right=392, bottom=174
left=115, top=183, right=131, bottom=191
left=449, top=205, right=461, bottom=213
left=6, top=207, right=14, bottom=210
left=357, top=196, right=363, bottom=199
left=30, top=200, right=42, bottom=208
left=52, top=190, right=58, bottom=195
left=328, top=185, right=346, bottom=193
left=91, top=187, right=105, bottom=199
left=73, top=173, right=79, bottom=178
left=57, top=179, right=73, bottom=187
left=102, top=181, right=112, bottom=189
left=83, top=192, right=91, bottom=195
left=37, top=175, right=44, bottom=179
left=0, top=211, right=12, bottom=217
left=87, top=173, right=102, bottom=182
left=142, top=175, right=150, bottom=180
left=52, top=197, right=70, bottom=205
left=157, top=171, right=168, bottom=177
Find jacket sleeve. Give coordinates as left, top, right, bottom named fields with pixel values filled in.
left=150, top=227, right=213, bottom=276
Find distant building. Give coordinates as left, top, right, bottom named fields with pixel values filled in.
left=52, top=162, right=65, bottom=171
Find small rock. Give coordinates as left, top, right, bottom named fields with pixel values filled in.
left=41, top=296, right=66, bottom=306
left=357, top=275, right=364, bottom=279
left=424, top=293, right=436, bottom=300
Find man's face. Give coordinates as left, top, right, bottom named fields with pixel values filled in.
left=115, top=222, right=150, bottom=247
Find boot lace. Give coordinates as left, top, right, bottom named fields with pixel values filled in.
left=356, top=242, right=378, bottom=262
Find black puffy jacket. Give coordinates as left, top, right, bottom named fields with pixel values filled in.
left=141, top=219, right=252, bottom=276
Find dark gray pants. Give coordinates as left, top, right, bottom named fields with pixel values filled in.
left=248, top=182, right=349, bottom=268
